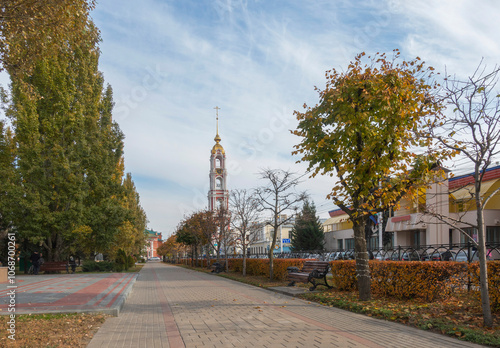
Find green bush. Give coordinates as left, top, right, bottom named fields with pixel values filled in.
left=114, top=249, right=135, bottom=271
left=82, top=260, right=114, bottom=272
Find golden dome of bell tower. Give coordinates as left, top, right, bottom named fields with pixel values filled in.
left=208, top=106, right=228, bottom=211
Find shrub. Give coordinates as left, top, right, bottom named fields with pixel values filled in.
left=82, top=260, right=114, bottom=272
left=330, top=260, right=467, bottom=301
left=330, top=260, right=357, bottom=291
left=232, top=258, right=305, bottom=280
left=370, top=261, right=466, bottom=301
left=114, top=249, right=135, bottom=271
left=469, top=261, right=500, bottom=311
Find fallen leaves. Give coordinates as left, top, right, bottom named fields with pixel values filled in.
left=0, top=313, right=108, bottom=347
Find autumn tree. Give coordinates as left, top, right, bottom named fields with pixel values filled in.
left=293, top=51, right=446, bottom=300
left=157, top=234, right=184, bottom=261
left=229, top=189, right=260, bottom=276
left=216, top=207, right=232, bottom=268
left=176, top=211, right=210, bottom=266
left=0, top=0, right=96, bottom=78
left=255, top=169, right=307, bottom=280
left=290, top=200, right=324, bottom=252
left=425, top=63, right=500, bottom=327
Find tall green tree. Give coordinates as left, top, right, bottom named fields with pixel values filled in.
left=290, top=200, right=324, bottom=252
left=0, top=122, right=17, bottom=231
left=4, top=6, right=127, bottom=261
left=293, top=51, right=448, bottom=300
left=112, top=173, right=148, bottom=259
left=78, top=85, right=127, bottom=256
left=0, top=122, right=18, bottom=264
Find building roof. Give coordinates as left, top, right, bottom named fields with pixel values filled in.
left=145, top=229, right=162, bottom=238
left=449, top=165, right=500, bottom=189
left=211, top=132, right=225, bottom=154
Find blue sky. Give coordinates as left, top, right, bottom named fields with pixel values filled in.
left=89, top=0, right=500, bottom=238
left=3, top=0, right=500, bottom=238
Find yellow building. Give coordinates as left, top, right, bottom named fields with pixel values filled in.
left=323, top=166, right=500, bottom=254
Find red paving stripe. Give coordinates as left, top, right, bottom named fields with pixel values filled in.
left=0, top=277, right=63, bottom=296
left=104, top=274, right=136, bottom=308
left=153, top=267, right=185, bottom=348
left=51, top=274, right=126, bottom=306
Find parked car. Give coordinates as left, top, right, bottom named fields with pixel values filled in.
left=372, top=251, right=388, bottom=261
left=447, top=250, right=492, bottom=262
left=421, top=251, right=442, bottom=261
left=148, top=256, right=161, bottom=261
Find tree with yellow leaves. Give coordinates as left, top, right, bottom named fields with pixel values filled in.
left=293, top=51, right=448, bottom=300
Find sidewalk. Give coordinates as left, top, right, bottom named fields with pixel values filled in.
left=88, top=262, right=486, bottom=348
left=0, top=271, right=137, bottom=316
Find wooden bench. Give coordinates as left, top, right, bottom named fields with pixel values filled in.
left=287, top=261, right=333, bottom=291
left=40, top=261, right=69, bottom=274
left=210, top=261, right=226, bottom=274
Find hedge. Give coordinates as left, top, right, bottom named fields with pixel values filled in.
left=331, top=260, right=499, bottom=305
left=232, top=258, right=306, bottom=280
left=176, top=258, right=500, bottom=309
left=469, top=261, right=500, bottom=311
left=370, top=261, right=466, bottom=301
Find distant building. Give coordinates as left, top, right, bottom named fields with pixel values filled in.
left=145, top=229, right=162, bottom=258
left=248, top=216, right=294, bottom=254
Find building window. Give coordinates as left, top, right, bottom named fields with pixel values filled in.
left=216, top=177, right=222, bottom=189
left=337, top=239, right=343, bottom=250
left=487, top=226, right=500, bottom=243
left=345, top=238, right=354, bottom=249
left=216, top=157, right=222, bottom=168
left=367, top=236, right=379, bottom=250
left=460, top=227, right=477, bottom=244
left=413, top=231, right=421, bottom=248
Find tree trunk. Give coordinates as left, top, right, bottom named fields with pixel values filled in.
left=242, top=245, right=247, bottom=277
left=476, top=194, right=493, bottom=327
left=268, top=243, right=275, bottom=280
left=205, top=245, right=210, bottom=269
left=353, top=219, right=371, bottom=301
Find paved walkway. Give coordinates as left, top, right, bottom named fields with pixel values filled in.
left=88, top=262, right=485, bottom=348
left=0, top=272, right=137, bottom=316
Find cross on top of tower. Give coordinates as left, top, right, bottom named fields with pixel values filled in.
left=213, top=106, right=221, bottom=143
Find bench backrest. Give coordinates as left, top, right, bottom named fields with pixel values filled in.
left=301, top=261, right=330, bottom=273
left=40, top=261, right=67, bottom=268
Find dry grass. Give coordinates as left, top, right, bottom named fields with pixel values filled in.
left=0, top=313, right=109, bottom=347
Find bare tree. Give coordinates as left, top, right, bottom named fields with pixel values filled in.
left=427, top=62, right=500, bottom=327
left=217, top=207, right=233, bottom=271
left=255, top=169, right=307, bottom=280
left=229, top=189, right=261, bottom=276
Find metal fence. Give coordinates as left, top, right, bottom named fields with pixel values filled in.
left=173, top=243, right=500, bottom=264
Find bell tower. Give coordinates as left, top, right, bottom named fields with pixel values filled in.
left=208, top=106, right=229, bottom=211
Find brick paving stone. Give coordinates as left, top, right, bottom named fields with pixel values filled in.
left=0, top=273, right=136, bottom=315
left=87, top=262, right=487, bottom=348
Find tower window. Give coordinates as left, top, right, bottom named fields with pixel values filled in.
left=216, top=157, right=222, bottom=168
left=216, top=177, right=222, bottom=189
